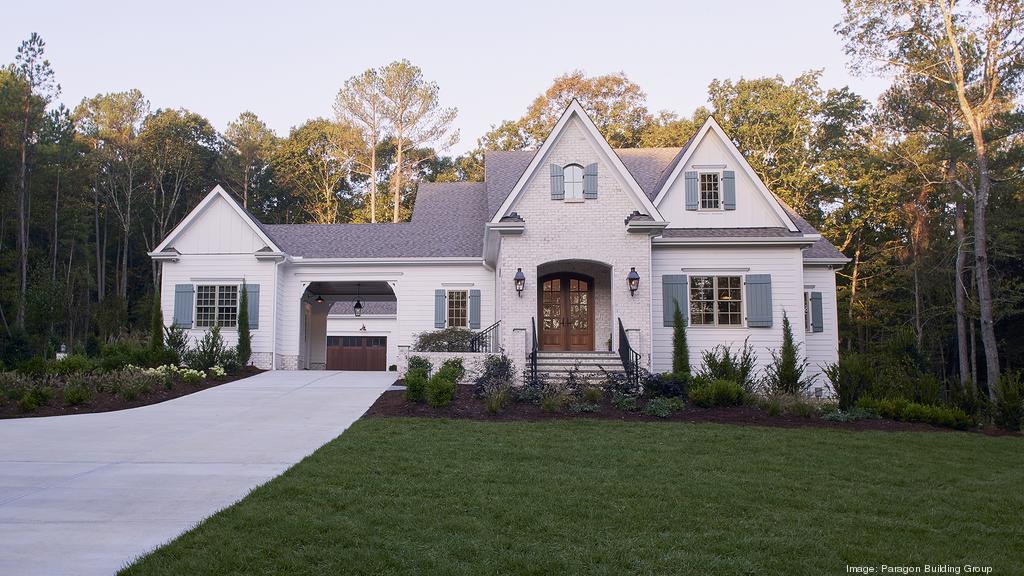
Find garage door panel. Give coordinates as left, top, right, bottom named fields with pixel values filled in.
left=326, top=336, right=386, bottom=371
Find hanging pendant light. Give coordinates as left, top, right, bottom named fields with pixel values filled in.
left=315, top=294, right=324, bottom=303
left=354, top=283, right=363, bottom=317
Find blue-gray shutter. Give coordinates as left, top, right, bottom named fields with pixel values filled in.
left=684, top=171, right=698, bottom=210
left=723, top=170, right=736, bottom=210
left=469, top=289, right=481, bottom=329
left=434, top=289, right=446, bottom=328
left=245, top=283, right=260, bottom=330
left=550, top=164, right=564, bottom=200
left=173, top=284, right=194, bottom=328
left=810, top=291, right=824, bottom=333
left=662, top=274, right=688, bottom=327
left=583, top=163, right=598, bottom=199
left=745, top=274, right=773, bottom=328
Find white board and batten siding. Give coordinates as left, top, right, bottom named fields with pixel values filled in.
left=651, top=245, right=815, bottom=386
left=172, top=195, right=268, bottom=254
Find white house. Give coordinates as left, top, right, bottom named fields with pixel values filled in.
left=150, top=101, right=847, bottom=391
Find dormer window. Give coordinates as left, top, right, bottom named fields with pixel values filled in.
left=564, top=164, right=584, bottom=201
left=699, top=173, right=721, bottom=210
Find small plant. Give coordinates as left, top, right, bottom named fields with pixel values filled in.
left=388, top=364, right=398, bottom=372
left=698, top=339, right=758, bottom=393
left=475, top=355, right=515, bottom=414
left=993, top=371, right=1023, bottom=432
left=185, top=326, right=229, bottom=370
left=822, top=406, right=880, bottom=422
left=209, top=366, right=227, bottom=379
left=63, top=382, right=94, bottom=406
left=18, top=385, right=54, bottom=412
left=569, top=401, right=599, bottom=414
left=645, top=396, right=684, bottom=418
left=405, top=368, right=428, bottom=403
left=179, top=368, right=206, bottom=384
left=540, top=386, right=570, bottom=413
left=643, top=372, right=686, bottom=399
left=611, top=392, right=638, bottom=412
left=426, top=372, right=457, bottom=407
left=407, top=356, right=432, bottom=376
left=689, top=378, right=744, bottom=408
left=163, top=325, right=189, bottom=361
left=485, top=387, right=510, bottom=414
left=582, top=386, right=603, bottom=404
left=763, top=313, right=814, bottom=395
left=439, top=357, right=465, bottom=383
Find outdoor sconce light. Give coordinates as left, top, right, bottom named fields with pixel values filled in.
left=514, top=268, right=526, bottom=296
left=353, top=283, right=363, bottom=317
left=626, top=267, right=641, bottom=296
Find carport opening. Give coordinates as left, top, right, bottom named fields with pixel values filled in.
left=300, top=281, right=397, bottom=371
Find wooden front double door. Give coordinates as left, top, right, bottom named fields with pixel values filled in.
left=539, top=273, right=594, bottom=351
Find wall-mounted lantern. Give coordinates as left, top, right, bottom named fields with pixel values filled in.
left=514, top=268, right=526, bottom=296
left=626, top=267, right=640, bottom=296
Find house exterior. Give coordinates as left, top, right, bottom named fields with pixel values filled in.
left=150, top=101, right=848, bottom=392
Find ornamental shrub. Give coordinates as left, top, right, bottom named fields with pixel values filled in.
left=993, top=371, right=1023, bottom=432
left=426, top=371, right=456, bottom=407
left=671, top=300, right=690, bottom=379
left=185, top=326, right=229, bottom=370
left=698, top=339, right=758, bottom=394
left=823, top=352, right=873, bottom=410
left=645, top=396, right=684, bottom=418
left=439, top=357, right=465, bottom=383
left=413, top=328, right=474, bottom=352
left=763, top=313, right=814, bottom=395
left=407, top=355, right=432, bottom=376
left=236, top=282, right=252, bottom=367
left=689, top=378, right=744, bottom=408
left=405, top=368, right=428, bottom=403
left=856, top=397, right=973, bottom=430
left=643, top=371, right=686, bottom=398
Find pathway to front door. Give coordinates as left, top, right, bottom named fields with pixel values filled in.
left=0, top=370, right=394, bottom=576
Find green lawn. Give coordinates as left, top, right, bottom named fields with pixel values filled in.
left=122, top=419, right=1024, bottom=576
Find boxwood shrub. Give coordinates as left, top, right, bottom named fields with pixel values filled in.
left=856, top=397, right=973, bottom=430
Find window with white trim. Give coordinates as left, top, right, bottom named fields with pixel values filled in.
left=563, top=164, right=584, bottom=201
left=195, top=285, right=238, bottom=328
left=690, top=276, right=742, bottom=326
left=447, top=290, right=468, bottom=328
left=699, top=173, right=721, bottom=210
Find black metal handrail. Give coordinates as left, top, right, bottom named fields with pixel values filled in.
left=618, top=318, right=641, bottom=389
left=469, top=320, right=501, bottom=353
left=529, top=317, right=539, bottom=385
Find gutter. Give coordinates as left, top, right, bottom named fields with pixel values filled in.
left=651, top=236, right=818, bottom=247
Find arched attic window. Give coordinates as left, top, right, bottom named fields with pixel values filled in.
left=563, top=163, right=584, bottom=201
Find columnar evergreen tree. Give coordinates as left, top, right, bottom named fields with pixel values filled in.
left=766, top=313, right=811, bottom=395
left=672, top=301, right=690, bottom=379
left=236, top=282, right=251, bottom=367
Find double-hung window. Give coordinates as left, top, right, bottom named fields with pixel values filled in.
left=690, top=276, right=742, bottom=326
left=447, top=290, right=468, bottom=328
left=699, top=173, right=721, bottom=210
left=195, top=285, right=239, bottom=328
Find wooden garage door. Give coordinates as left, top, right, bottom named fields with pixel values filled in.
left=326, top=336, right=387, bottom=371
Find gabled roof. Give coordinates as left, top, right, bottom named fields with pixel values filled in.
left=152, top=185, right=282, bottom=254
left=651, top=116, right=799, bottom=232
left=259, top=182, right=487, bottom=259
left=488, top=100, right=665, bottom=223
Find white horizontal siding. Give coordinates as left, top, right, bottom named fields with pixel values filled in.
left=651, top=245, right=808, bottom=383
left=159, top=254, right=277, bottom=360
left=803, top=266, right=840, bottom=390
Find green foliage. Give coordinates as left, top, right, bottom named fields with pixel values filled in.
left=163, top=325, right=189, bottom=361
left=642, top=372, right=686, bottom=399
left=184, top=326, right=230, bottom=370
left=236, top=282, right=252, bottom=367
left=18, top=385, right=53, bottom=412
left=406, top=356, right=432, bottom=375
left=425, top=371, right=456, bottom=407
left=671, top=300, right=690, bottom=378
left=582, top=386, right=603, bottom=404
left=51, top=354, right=96, bottom=375
left=689, top=379, right=745, bottom=408
left=764, top=313, right=813, bottom=396
left=760, top=393, right=818, bottom=418
left=645, top=396, right=684, bottom=418
left=474, top=355, right=515, bottom=414
left=568, top=401, right=599, bottom=414
left=823, top=352, right=873, bottom=410
left=856, top=397, right=973, bottom=430
left=404, top=369, right=428, bottom=403
left=150, top=294, right=164, bottom=352
left=611, top=392, right=638, bottom=412
left=438, top=357, right=465, bottom=383
left=993, top=372, right=1023, bottom=432
left=698, top=339, right=758, bottom=393
left=821, top=406, right=880, bottom=423
left=413, top=328, right=475, bottom=352
left=540, top=390, right=570, bottom=413
left=62, top=381, right=94, bottom=406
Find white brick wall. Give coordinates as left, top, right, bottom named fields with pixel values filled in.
left=496, top=117, right=654, bottom=366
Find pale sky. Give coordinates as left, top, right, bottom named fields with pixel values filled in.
left=2, top=0, right=889, bottom=155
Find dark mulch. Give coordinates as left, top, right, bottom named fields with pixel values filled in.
left=366, top=384, right=1015, bottom=435
left=0, top=366, right=265, bottom=420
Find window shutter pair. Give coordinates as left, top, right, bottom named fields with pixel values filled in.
left=684, top=170, right=736, bottom=210
left=745, top=275, right=773, bottom=328
left=434, top=289, right=481, bottom=328
left=550, top=163, right=598, bottom=199
left=809, top=292, right=824, bottom=333
left=662, top=275, right=688, bottom=327
left=173, top=283, right=259, bottom=329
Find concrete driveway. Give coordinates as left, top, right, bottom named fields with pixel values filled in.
left=0, top=370, right=394, bottom=576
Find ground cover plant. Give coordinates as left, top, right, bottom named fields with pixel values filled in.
left=120, top=418, right=1024, bottom=576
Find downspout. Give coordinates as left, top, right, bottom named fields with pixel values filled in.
left=271, top=257, right=283, bottom=369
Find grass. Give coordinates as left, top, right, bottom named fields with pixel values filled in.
left=121, top=419, right=1024, bottom=575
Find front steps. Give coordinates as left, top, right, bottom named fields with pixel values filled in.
left=534, top=351, right=625, bottom=383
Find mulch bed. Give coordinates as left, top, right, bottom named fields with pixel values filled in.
left=366, top=384, right=1017, bottom=435
left=0, top=366, right=265, bottom=420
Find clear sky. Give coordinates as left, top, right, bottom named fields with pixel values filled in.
left=2, top=0, right=889, bottom=155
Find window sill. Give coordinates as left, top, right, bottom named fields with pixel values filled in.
left=563, top=197, right=585, bottom=204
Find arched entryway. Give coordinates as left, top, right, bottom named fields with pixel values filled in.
left=538, top=272, right=595, bottom=351
left=299, top=280, right=397, bottom=370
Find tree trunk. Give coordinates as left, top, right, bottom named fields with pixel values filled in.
left=16, top=98, right=30, bottom=330
left=953, top=198, right=971, bottom=388
left=370, top=144, right=377, bottom=223
left=95, top=192, right=105, bottom=302
left=392, top=140, right=403, bottom=223
left=52, top=166, right=61, bottom=282
left=969, top=136, right=1000, bottom=397
left=913, top=267, right=923, bottom=351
